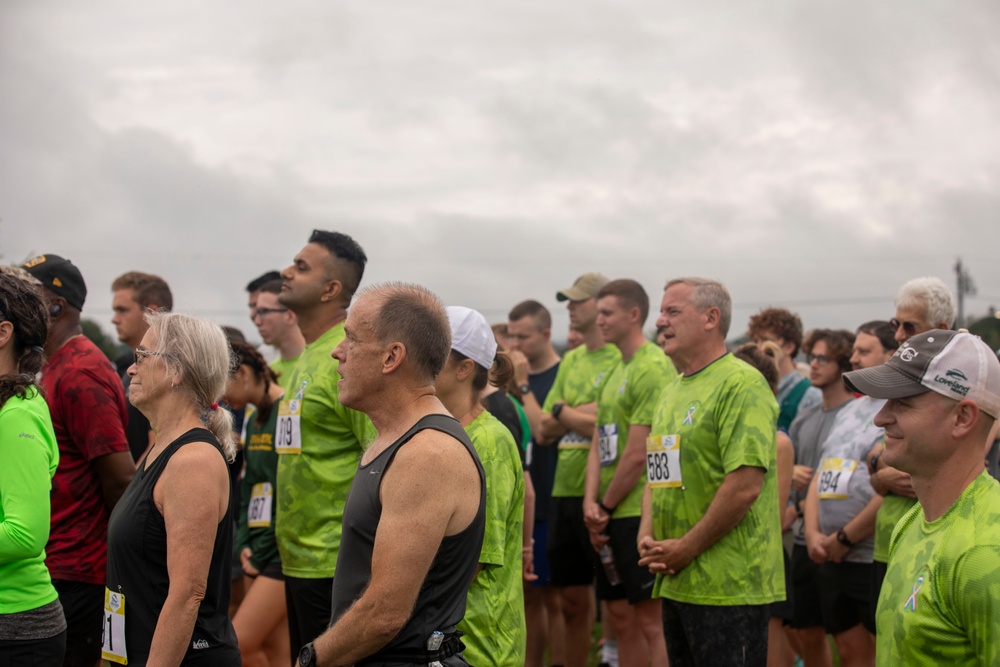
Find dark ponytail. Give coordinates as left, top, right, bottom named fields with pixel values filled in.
left=229, top=340, right=281, bottom=425
left=0, top=274, right=49, bottom=409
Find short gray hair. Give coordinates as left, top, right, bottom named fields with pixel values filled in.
left=665, top=277, right=732, bottom=337
left=895, top=277, right=956, bottom=328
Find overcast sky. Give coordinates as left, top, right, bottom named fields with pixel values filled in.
left=2, top=1, right=998, bottom=346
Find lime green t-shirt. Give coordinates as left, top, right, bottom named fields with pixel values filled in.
left=458, top=410, right=526, bottom=667
left=275, top=323, right=375, bottom=578
left=543, top=343, right=621, bottom=498
left=269, top=355, right=300, bottom=393
left=649, top=354, right=784, bottom=606
left=874, top=494, right=918, bottom=564
left=877, top=472, right=1000, bottom=665
left=597, top=341, right=675, bottom=518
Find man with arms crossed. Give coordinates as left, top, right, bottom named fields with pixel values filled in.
left=540, top=273, right=621, bottom=667
left=844, top=330, right=1000, bottom=664
left=276, top=230, right=374, bottom=663
left=639, top=277, right=784, bottom=667
left=584, top=279, right=673, bottom=667
left=297, top=284, right=485, bottom=667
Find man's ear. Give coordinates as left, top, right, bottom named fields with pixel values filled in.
left=383, top=342, right=407, bottom=375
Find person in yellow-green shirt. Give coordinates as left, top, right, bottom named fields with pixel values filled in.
left=844, top=329, right=1000, bottom=665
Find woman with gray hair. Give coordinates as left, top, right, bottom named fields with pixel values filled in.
left=104, top=312, right=240, bottom=666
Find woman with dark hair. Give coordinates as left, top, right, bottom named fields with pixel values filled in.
left=0, top=270, right=67, bottom=664
left=435, top=306, right=526, bottom=666
left=225, top=340, right=289, bottom=667
left=105, top=312, right=240, bottom=666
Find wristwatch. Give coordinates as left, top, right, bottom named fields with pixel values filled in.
left=552, top=402, right=565, bottom=420
left=869, top=452, right=881, bottom=475
left=836, top=529, right=855, bottom=549
left=519, top=383, right=532, bottom=395
left=298, top=642, right=317, bottom=667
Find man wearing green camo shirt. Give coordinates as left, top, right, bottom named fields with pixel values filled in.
left=540, top=272, right=621, bottom=667
left=275, top=230, right=375, bottom=664
left=864, top=277, right=955, bottom=621
left=638, top=277, right=784, bottom=667
left=844, top=329, right=1000, bottom=665
left=584, top=279, right=674, bottom=667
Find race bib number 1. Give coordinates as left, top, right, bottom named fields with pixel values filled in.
left=102, top=588, right=127, bottom=664
left=646, top=435, right=682, bottom=488
left=247, top=482, right=273, bottom=528
left=817, top=458, right=857, bottom=500
left=598, top=424, right=618, bottom=466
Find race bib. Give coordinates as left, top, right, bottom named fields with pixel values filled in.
left=247, top=482, right=273, bottom=528
left=275, top=398, right=303, bottom=455
left=646, top=435, right=682, bottom=488
left=558, top=431, right=590, bottom=450
left=102, top=588, right=127, bottom=664
left=818, top=458, right=858, bottom=500
left=598, top=424, right=618, bottom=466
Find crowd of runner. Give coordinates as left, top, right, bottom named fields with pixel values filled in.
left=1, top=230, right=998, bottom=667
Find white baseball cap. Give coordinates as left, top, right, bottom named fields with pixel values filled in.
left=446, top=306, right=497, bottom=370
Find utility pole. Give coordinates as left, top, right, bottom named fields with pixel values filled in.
left=955, top=257, right=977, bottom=327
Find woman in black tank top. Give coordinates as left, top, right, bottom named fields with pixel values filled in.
left=105, top=313, right=240, bottom=666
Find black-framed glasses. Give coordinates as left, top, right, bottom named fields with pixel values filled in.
left=251, top=307, right=288, bottom=321
left=134, top=348, right=168, bottom=366
left=806, top=353, right=834, bottom=366
left=889, top=318, right=919, bottom=337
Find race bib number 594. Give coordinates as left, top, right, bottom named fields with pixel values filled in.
left=646, top=435, right=682, bottom=488
left=818, top=458, right=857, bottom=500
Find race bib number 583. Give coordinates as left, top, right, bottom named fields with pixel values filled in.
left=646, top=435, right=682, bottom=488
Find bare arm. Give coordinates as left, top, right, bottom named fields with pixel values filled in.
left=639, top=466, right=764, bottom=573
left=582, top=426, right=607, bottom=546
left=522, top=471, right=537, bottom=581
left=92, top=451, right=134, bottom=511
left=776, top=432, right=794, bottom=531
left=312, top=431, right=480, bottom=666
left=540, top=401, right=597, bottom=443
left=803, top=473, right=827, bottom=564
left=147, top=442, right=230, bottom=667
left=820, top=494, right=884, bottom=564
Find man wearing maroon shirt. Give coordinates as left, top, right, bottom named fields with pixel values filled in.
left=22, top=254, right=134, bottom=667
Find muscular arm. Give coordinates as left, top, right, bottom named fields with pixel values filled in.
left=599, top=424, right=651, bottom=510
left=312, top=432, right=480, bottom=666
left=92, top=451, right=134, bottom=511
left=148, top=442, right=230, bottom=667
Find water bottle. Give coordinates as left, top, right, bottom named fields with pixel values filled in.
left=598, top=541, right=621, bottom=586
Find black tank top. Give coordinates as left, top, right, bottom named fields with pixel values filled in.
left=331, top=414, right=486, bottom=665
left=106, top=428, right=239, bottom=666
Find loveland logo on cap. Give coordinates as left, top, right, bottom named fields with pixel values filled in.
left=932, top=368, right=971, bottom=398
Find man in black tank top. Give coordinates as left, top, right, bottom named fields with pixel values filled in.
left=297, top=284, right=485, bottom=667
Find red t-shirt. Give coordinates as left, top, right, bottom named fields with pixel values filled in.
left=41, top=335, right=130, bottom=584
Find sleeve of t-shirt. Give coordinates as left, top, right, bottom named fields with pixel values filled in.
left=478, top=431, right=514, bottom=568
left=628, top=360, right=671, bottom=427
left=0, top=406, right=53, bottom=564
left=952, top=545, right=1000, bottom=664
left=716, top=370, right=777, bottom=474
left=541, top=364, right=568, bottom=413
left=58, top=367, right=129, bottom=461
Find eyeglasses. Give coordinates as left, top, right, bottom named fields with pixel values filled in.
left=889, top=318, right=919, bottom=337
left=134, top=348, right=168, bottom=366
left=251, top=307, right=288, bottom=321
left=806, top=353, right=834, bottom=366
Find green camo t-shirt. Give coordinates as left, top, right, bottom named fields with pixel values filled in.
left=275, top=323, right=375, bottom=578
left=543, top=343, right=620, bottom=498
left=874, top=494, right=918, bottom=564
left=597, top=341, right=675, bottom=518
left=876, top=471, right=1000, bottom=666
left=270, top=355, right=300, bottom=393
left=458, top=410, right=526, bottom=667
left=649, top=354, right=784, bottom=606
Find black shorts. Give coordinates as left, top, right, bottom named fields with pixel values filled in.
left=788, top=544, right=824, bottom=630
left=819, top=561, right=875, bottom=635
left=52, top=579, right=103, bottom=667
left=594, top=516, right=655, bottom=604
left=661, top=599, right=769, bottom=667
left=547, top=497, right=596, bottom=588
left=870, top=559, right=888, bottom=635
left=769, top=549, right=794, bottom=622
left=258, top=561, right=285, bottom=581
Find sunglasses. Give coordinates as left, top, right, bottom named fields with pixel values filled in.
left=889, top=318, right=919, bottom=337
left=133, top=348, right=169, bottom=366
left=806, top=353, right=834, bottom=366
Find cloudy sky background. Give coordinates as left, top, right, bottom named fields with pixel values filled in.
left=2, top=1, right=998, bottom=345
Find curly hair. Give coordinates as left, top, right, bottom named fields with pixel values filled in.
left=228, top=340, right=281, bottom=425
left=734, top=342, right=780, bottom=395
left=0, top=273, right=49, bottom=409
left=746, top=307, right=805, bottom=357
left=803, top=329, right=856, bottom=373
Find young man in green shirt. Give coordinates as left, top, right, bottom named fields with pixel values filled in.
left=845, top=329, right=1000, bottom=665
left=252, top=279, right=305, bottom=391
left=638, top=277, right=784, bottom=667
left=584, top=279, right=674, bottom=667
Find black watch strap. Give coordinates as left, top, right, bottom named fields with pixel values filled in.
left=298, top=642, right=317, bottom=667
left=836, top=529, right=855, bottom=549
left=519, top=383, right=532, bottom=395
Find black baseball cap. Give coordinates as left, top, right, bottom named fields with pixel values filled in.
left=21, top=254, right=87, bottom=311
